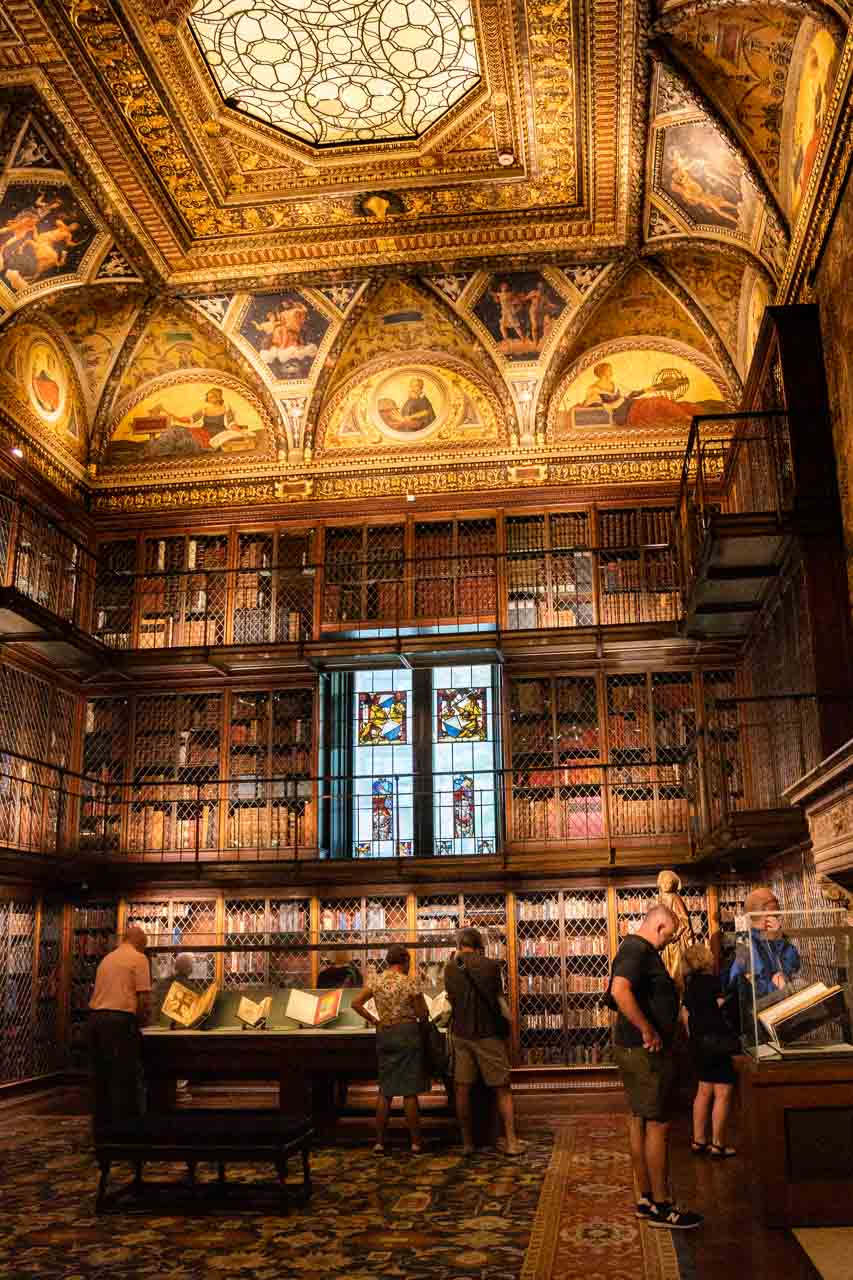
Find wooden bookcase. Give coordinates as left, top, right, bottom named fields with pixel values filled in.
left=322, top=521, right=405, bottom=632
left=227, top=688, right=315, bottom=855
left=504, top=510, right=593, bottom=630
left=411, top=515, right=497, bottom=627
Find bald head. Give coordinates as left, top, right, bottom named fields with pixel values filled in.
left=638, top=904, right=678, bottom=951
left=745, top=887, right=781, bottom=933
left=123, top=925, right=147, bottom=953
left=745, top=888, right=779, bottom=914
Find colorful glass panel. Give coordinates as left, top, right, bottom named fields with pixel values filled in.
left=358, top=690, right=407, bottom=745
left=453, top=773, right=474, bottom=837
left=189, top=0, right=481, bottom=147
left=372, top=776, right=394, bottom=840
left=436, top=687, right=486, bottom=741
left=397, top=839, right=413, bottom=856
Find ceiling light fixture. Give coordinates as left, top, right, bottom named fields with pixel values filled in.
left=11, top=446, right=23, bottom=459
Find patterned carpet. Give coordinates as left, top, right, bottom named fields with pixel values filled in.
left=0, top=1114, right=681, bottom=1280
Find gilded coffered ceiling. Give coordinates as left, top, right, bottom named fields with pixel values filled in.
left=0, top=0, right=849, bottom=509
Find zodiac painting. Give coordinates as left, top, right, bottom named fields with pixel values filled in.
left=436, top=688, right=487, bottom=741
left=104, top=383, right=267, bottom=467
left=474, top=271, right=566, bottom=359
left=659, top=124, right=757, bottom=234
left=239, top=291, right=330, bottom=380
left=0, top=184, right=97, bottom=292
left=25, top=335, right=66, bottom=424
left=357, top=690, right=407, bottom=745
left=554, top=347, right=727, bottom=435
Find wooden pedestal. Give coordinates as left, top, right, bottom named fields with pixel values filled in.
left=738, top=1053, right=853, bottom=1226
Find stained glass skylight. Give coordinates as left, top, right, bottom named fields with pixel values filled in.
left=189, top=0, right=481, bottom=146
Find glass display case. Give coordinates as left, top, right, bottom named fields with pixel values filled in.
left=733, top=908, right=853, bottom=1060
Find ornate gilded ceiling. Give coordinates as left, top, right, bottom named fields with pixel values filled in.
left=0, top=0, right=850, bottom=509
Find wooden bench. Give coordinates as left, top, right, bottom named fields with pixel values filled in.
left=93, top=1109, right=313, bottom=1213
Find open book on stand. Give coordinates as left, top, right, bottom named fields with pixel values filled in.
left=285, top=988, right=343, bottom=1026
left=757, top=981, right=848, bottom=1049
left=161, top=980, right=219, bottom=1029
left=236, top=995, right=272, bottom=1027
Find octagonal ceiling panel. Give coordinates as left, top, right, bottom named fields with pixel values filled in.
left=189, top=0, right=481, bottom=146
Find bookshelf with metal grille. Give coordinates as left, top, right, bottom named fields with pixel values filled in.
left=318, top=895, right=409, bottom=986
left=227, top=687, right=315, bottom=855
left=515, top=889, right=613, bottom=1068
left=92, top=538, right=137, bottom=648
left=138, top=534, right=228, bottom=649
left=129, top=694, right=222, bottom=857
left=233, top=529, right=316, bottom=645
left=0, top=900, right=35, bottom=1084
left=504, top=510, right=593, bottom=630
left=80, top=697, right=129, bottom=850
left=508, top=675, right=602, bottom=844
left=322, top=522, right=405, bottom=632
left=68, top=900, right=117, bottom=1072
left=412, top=516, right=497, bottom=627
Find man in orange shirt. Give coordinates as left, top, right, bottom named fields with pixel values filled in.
left=89, top=924, right=152, bottom=1130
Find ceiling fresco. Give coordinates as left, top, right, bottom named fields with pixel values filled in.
left=0, top=0, right=847, bottom=508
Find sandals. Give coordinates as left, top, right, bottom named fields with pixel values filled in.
left=373, top=1142, right=386, bottom=1155
left=690, top=1139, right=708, bottom=1154
left=709, top=1143, right=737, bottom=1158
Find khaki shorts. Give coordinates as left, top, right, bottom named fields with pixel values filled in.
left=452, top=1034, right=511, bottom=1087
left=613, top=1045, right=676, bottom=1121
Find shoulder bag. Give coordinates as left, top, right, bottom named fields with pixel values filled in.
left=459, top=959, right=511, bottom=1040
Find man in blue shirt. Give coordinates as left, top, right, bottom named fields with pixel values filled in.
left=727, top=888, right=800, bottom=998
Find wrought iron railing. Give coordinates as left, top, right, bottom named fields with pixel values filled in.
left=672, top=410, right=792, bottom=610
left=685, top=693, right=829, bottom=842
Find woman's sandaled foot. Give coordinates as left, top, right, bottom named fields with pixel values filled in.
left=373, top=1142, right=386, bottom=1154
left=709, top=1143, right=736, bottom=1158
left=691, top=1139, right=709, bottom=1154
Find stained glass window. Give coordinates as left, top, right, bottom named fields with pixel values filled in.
left=358, top=690, right=407, bottom=745
left=189, top=0, right=481, bottom=147
left=433, top=665, right=497, bottom=855
left=437, top=686, right=486, bottom=741
left=353, top=670, right=412, bottom=857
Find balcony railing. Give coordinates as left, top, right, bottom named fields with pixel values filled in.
left=0, top=750, right=698, bottom=863
left=672, top=410, right=792, bottom=610
left=686, top=693, right=827, bottom=843
left=0, top=494, right=682, bottom=650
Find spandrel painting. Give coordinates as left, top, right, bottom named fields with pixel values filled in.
left=239, top=291, right=330, bottom=380
left=104, top=382, right=268, bottom=466
left=25, top=334, right=68, bottom=426
left=0, top=184, right=98, bottom=292
left=473, top=271, right=566, bottom=360
left=554, top=346, right=727, bottom=436
left=357, top=691, right=407, bottom=745
left=659, top=123, right=758, bottom=235
left=322, top=363, right=500, bottom=451
left=788, top=27, right=839, bottom=221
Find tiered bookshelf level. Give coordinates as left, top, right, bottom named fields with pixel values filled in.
left=33, top=901, right=62, bottom=1076
left=0, top=901, right=34, bottom=1083
left=92, top=538, right=136, bottom=648
left=138, top=535, right=228, bottom=648
left=80, top=697, right=129, bottom=850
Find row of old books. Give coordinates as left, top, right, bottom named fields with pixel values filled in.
left=599, top=508, right=672, bottom=547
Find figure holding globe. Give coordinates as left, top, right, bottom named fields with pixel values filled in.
left=579, top=361, right=721, bottom=428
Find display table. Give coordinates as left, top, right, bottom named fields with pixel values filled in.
left=141, top=1025, right=376, bottom=1135
left=738, top=1053, right=853, bottom=1226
